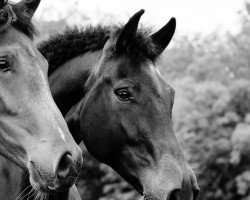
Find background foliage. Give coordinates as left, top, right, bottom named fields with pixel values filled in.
left=38, top=2, right=250, bottom=200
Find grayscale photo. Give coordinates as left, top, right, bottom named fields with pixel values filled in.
left=0, top=0, right=249, bottom=200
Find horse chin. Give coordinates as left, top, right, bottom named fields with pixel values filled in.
left=29, top=171, right=50, bottom=193
left=28, top=180, right=49, bottom=200
left=28, top=163, right=54, bottom=194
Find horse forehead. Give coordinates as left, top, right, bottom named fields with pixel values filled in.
left=0, top=28, right=36, bottom=58
left=101, top=57, right=172, bottom=94
left=0, top=43, right=34, bottom=57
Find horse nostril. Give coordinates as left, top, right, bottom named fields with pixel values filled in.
left=56, top=152, right=73, bottom=178
left=193, top=188, right=200, bottom=200
left=168, top=189, right=181, bottom=200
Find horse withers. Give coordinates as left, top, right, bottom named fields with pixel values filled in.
left=0, top=0, right=82, bottom=197
left=44, top=10, right=199, bottom=200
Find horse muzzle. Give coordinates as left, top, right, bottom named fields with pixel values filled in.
left=28, top=142, right=83, bottom=192
left=141, top=161, right=199, bottom=200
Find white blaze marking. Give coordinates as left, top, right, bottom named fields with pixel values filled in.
left=58, top=126, right=66, bottom=141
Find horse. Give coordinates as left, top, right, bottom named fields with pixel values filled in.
left=0, top=0, right=83, bottom=199
left=40, top=10, right=200, bottom=200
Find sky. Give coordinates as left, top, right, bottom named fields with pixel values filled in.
left=13, top=0, right=249, bottom=36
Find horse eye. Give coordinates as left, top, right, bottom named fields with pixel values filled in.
left=0, top=59, right=11, bottom=72
left=115, top=89, right=134, bottom=102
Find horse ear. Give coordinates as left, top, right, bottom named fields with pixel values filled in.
left=17, top=0, right=41, bottom=19
left=115, top=9, right=145, bottom=52
left=150, top=17, right=176, bottom=55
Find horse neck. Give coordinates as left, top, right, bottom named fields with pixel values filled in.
left=49, top=50, right=102, bottom=116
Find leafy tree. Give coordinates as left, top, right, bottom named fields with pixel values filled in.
left=173, top=79, right=250, bottom=200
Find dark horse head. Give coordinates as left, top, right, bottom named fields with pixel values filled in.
left=82, top=11, right=198, bottom=199
left=45, top=10, right=199, bottom=200
left=0, top=0, right=82, bottom=194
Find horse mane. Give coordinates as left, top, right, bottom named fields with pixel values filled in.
left=38, top=25, right=160, bottom=75
left=0, top=1, right=37, bottom=39
left=39, top=25, right=111, bottom=75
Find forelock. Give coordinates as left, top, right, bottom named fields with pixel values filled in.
left=109, top=26, right=162, bottom=64
left=0, top=1, right=36, bottom=39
